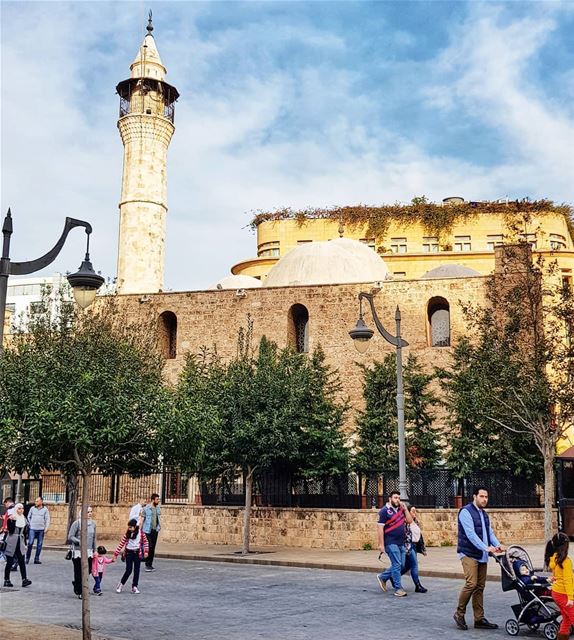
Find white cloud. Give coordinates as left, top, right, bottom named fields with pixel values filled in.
left=1, top=2, right=573, bottom=293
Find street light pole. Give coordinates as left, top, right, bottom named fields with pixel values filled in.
left=0, top=209, right=105, bottom=351
left=349, top=292, right=410, bottom=503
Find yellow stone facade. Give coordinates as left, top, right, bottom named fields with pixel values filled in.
left=232, top=211, right=574, bottom=283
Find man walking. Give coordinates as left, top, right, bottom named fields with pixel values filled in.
left=142, top=493, right=161, bottom=572
left=454, top=486, right=503, bottom=631
left=376, top=490, right=412, bottom=597
left=26, top=497, right=50, bottom=564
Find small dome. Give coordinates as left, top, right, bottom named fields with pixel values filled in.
left=264, top=238, right=389, bottom=287
left=209, top=275, right=262, bottom=290
left=422, top=264, right=481, bottom=279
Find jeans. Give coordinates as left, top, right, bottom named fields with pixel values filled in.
left=121, top=550, right=141, bottom=588
left=379, top=544, right=406, bottom=590
left=4, top=546, right=26, bottom=582
left=402, top=547, right=420, bottom=584
left=26, top=529, right=45, bottom=562
left=145, top=529, right=159, bottom=568
left=93, top=573, right=102, bottom=593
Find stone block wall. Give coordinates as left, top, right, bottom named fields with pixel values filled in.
left=45, top=504, right=552, bottom=550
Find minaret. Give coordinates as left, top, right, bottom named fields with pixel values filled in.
left=116, top=13, right=179, bottom=294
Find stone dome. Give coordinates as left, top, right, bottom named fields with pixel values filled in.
left=209, top=275, right=262, bottom=290
left=421, top=264, right=481, bottom=279
left=264, top=237, right=390, bottom=287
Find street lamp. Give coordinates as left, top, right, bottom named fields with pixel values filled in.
left=0, top=208, right=105, bottom=349
left=349, top=292, right=410, bottom=503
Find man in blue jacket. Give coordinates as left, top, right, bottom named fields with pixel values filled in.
left=453, top=486, right=503, bottom=631
left=142, top=493, right=161, bottom=572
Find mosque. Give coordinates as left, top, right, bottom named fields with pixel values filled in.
left=113, top=19, right=574, bottom=421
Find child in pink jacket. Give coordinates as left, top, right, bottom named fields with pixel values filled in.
left=92, top=545, right=114, bottom=595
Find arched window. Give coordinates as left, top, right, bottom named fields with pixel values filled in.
left=288, top=304, right=309, bottom=353
left=427, top=297, right=450, bottom=347
left=159, top=311, right=177, bottom=359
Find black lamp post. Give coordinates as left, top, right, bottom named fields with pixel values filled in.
left=0, top=208, right=105, bottom=351
left=349, top=292, right=410, bottom=503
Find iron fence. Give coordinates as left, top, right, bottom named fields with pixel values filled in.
left=37, top=467, right=542, bottom=509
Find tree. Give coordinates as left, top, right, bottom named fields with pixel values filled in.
left=0, top=294, right=170, bottom=640
left=173, top=321, right=349, bottom=554
left=440, top=245, right=574, bottom=541
left=354, top=354, right=441, bottom=471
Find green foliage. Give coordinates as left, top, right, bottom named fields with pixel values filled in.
left=437, top=339, right=543, bottom=480
left=0, top=293, right=170, bottom=478
left=249, top=199, right=574, bottom=245
left=171, top=323, right=350, bottom=480
left=354, top=354, right=441, bottom=471
left=361, top=542, right=373, bottom=551
left=439, top=248, right=574, bottom=488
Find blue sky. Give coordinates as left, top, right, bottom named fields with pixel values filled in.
left=2, top=1, right=573, bottom=291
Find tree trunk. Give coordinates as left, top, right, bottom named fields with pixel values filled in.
left=242, top=467, right=254, bottom=555
left=543, top=450, right=555, bottom=544
left=65, top=472, right=78, bottom=545
left=80, top=470, right=92, bottom=640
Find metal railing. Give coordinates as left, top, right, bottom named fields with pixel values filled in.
left=38, top=467, right=542, bottom=509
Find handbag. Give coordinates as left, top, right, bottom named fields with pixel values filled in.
left=65, top=545, right=73, bottom=560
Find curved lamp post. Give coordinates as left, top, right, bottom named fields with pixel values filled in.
left=0, top=208, right=105, bottom=350
left=349, top=292, right=410, bottom=503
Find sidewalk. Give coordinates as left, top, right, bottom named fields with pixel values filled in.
left=0, top=619, right=127, bottom=640
left=45, top=540, right=549, bottom=582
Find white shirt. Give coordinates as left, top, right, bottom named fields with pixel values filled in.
left=129, top=503, right=143, bottom=523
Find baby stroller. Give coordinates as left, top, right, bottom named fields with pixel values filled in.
left=494, top=545, right=561, bottom=639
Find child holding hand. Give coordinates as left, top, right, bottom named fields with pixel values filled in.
left=92, top=545, right=114, bottom=595
left=544, top=532, right=574, bottom=640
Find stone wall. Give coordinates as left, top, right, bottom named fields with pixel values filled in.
left=45, top=504, right=552, bottom=550
left=118, top=276, right=488, bottom=422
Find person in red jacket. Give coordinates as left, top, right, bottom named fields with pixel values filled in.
left=113, top=518, right=148, bottom=594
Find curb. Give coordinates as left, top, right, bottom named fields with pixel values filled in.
left=43, top=545, right=497, bottom=582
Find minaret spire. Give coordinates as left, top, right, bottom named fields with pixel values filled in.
left=115, top=16, right=179, bottom=294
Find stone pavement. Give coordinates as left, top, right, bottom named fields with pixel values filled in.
left=45, top=539, right=549, bottom=581
left=0, top=550, right=529, bottom=640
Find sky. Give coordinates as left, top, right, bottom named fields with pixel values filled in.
left=1, top=1, right=574, bottom=291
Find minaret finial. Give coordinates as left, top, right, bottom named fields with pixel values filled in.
left=147, top=10, right=153, bottom=35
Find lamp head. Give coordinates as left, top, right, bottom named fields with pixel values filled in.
left=67, top=253, right=105, bottom=309
left=349, top=316, right=374, bottom=354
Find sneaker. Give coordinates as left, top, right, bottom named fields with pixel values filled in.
left=376, top=575, right=387, bottom=592
left=415, top=583, right=428, bottom=593
left=97, top=591, right=103, bottom=596
left=77, top=594, right=82, bottom=600
left=116, top=582, right=123, bottom=593
left=131, top=586, right=140, bottom=594
left=33, top=560, right=42, bottom=565
left=394, top=589, right=407, bottom=597
left=144, top=566, right=155, bottom=572
left=3, top=580, right=13, bottom=588
left=21, top=579, right=32, bottom=587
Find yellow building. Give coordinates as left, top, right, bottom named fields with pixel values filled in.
left=232, top=198, right=574, bottom=287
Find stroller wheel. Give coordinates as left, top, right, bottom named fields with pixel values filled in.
left=543, top=622, right=558, bottom=640
left=505, top=619, right=520, bottom=636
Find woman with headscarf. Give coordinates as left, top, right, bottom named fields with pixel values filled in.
left=3, top=503, right=32, bottom=588
left=67, top=506, right=97, bottom=598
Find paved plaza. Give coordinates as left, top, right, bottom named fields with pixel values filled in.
left=0, top=550, right=526, bottom=640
